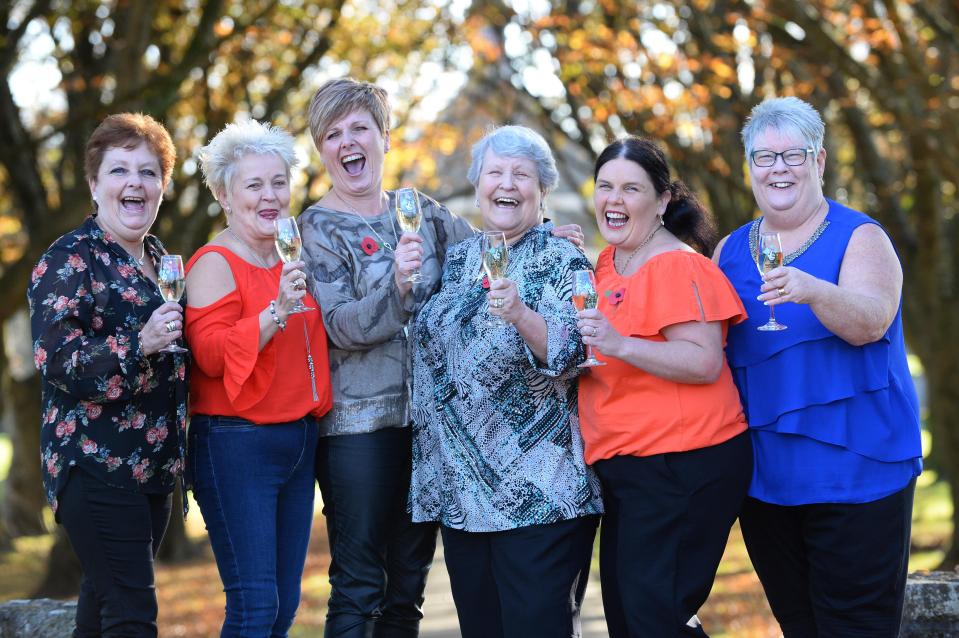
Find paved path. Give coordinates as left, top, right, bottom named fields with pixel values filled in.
left=419, top=540, right=608, bottom=637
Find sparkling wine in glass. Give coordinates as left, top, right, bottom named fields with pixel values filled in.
left=756, top=231, right=787, bottom=331
left=396, top=187, right=423, bottom=283
left=572, top=270, right=606, bottom=367
left=157, top=254, right=188, bottom=353
left=274, top=217, right=313, bottom=314
left=481, top=231, right=509, bottom=326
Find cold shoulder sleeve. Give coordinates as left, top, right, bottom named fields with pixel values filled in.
left=625, top=251, right=747, bottom=338
left=185, top=290, right=277, bottom=411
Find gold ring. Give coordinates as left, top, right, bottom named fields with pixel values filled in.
left=777, top=287, right=786, bottom=297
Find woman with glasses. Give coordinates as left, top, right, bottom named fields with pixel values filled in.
left=714, top=97, right=922, bottom=637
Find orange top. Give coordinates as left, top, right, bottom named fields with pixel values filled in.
left=185, top=246, right=332, bottom=424
left=579, top=248, right=748, bottom=464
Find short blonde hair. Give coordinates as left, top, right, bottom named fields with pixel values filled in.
left=308, top=78, right=391, bottom=147
left=198, top=120, right=297, bottom=198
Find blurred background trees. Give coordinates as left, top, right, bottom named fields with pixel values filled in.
left=1, top=0, right=956, bottom=596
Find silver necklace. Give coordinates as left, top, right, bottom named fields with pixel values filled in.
left=334, top=190, right=398, bottom=252
left=132, top=243, right=146, bottom=267
left=227, top=227, right=275, bottom=268
left=614, top=220, right=663, bottom=273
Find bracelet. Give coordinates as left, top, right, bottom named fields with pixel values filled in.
left=269, top=301, right=287, bottom=331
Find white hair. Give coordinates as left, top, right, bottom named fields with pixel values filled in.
left=467, top=125, right=559, bottom=195
left=198, top=120, right=298, bottom=198
left=741, top=97, right=826, bottom=157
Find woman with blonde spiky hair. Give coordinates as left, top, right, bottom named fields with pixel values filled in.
left=185, top=119, right=333, bottom=637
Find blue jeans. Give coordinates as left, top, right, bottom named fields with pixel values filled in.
left=190, top=415, right=319, bottom=638
left=316, top=427, right=438, bottom=638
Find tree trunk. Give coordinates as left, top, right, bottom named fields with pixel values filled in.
left=2, top=308, right=47, bottom=537
left=927, top=344, right=959, bottom=569
left=32, top=526, right=82, bottom=598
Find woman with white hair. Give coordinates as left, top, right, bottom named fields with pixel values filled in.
left=715, top=96, right=922, bottom=636
left=406, top=125, right=603, bottom=638
left=185, top=120, right=333, bottom=637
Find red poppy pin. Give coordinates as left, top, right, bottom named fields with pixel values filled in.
left=481, top=275, right=490, bottom=290
left=360, top=236, right=380, bottom=256
left=605, top=287, right=626, bottom=306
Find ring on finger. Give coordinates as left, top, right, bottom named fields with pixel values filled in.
left=591, top=327, right=597, bottom=337
left=294, top=278, right=306, bottom=291
left=491, top=298, right=504, bottom=309
left=777, top=287, right=786, bottom=297
left=165, top=320, right=176, bottom=333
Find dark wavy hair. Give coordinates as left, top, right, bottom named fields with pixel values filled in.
left=594, top=136, right=717, bottom=256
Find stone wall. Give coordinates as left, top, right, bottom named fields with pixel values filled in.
left=0, top=599, right=75, bottom=638
left=900, top=571, right=959, bottom=638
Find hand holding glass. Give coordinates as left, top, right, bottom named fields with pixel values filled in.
left=396, top=187, right=423, bottom=283
left=572, top=270, right=606, bottom=367
left=274, top=217, right=313, bottom=314
left=481, top=231, right=509, bottom=327
left=157, top=255, right=189, bottom=353
left=756, top=231, right=787, bottom=331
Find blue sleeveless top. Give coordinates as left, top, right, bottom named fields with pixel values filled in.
left=719, top=199, right=922, bottom=505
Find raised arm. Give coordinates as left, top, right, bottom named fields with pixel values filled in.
left=759, top=223, right=902, bottom=346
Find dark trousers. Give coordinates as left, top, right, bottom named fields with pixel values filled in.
left=190, top=415, right=319, bottom=638
left=594, top=431, right=752, bottom=638
left=316, top=427, right=438, bottom=638
left=740, top=479, right=915, bottom=638
left=57, top=468, right=172, bottom=638
left=441, top=516, right=599, bottom=638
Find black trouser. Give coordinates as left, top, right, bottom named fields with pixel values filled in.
left=740, top=478, right=915, bottom=638
left=57, top=468, right=172, bottom=638
left=594, top=431, right=752, bottom=638
left=316, top=427, right=438, bottom=638
left=441, top=515, right=599, bottom=638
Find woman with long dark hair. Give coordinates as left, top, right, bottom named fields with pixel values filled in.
left=576, top=136, right=752, bottom=637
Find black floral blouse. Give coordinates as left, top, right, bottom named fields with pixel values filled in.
left=27, top=216, right=187, bottom=515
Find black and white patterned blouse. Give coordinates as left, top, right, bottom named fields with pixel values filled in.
left=409, top=223, right=604, bottom=532
left=28, top=216, right=187, bottom=515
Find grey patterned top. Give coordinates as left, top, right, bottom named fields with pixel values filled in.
left=409, top=224, right=604, bottom=532
left=299, top=191, right=474, bottom=437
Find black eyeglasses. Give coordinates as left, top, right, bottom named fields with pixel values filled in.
left=750, top=147, right=815, bottom=168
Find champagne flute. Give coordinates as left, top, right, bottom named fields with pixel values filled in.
left=756, top=231, right=787, bottom=331
left=481, top=230, right=509, bottom=327
left=157, top=254, right=189, bottom=353
left=396, top=187, right=423, bottom=283
left=274, top=217, right=313, bottom=314
left=572, top=270, right=606, bottom=367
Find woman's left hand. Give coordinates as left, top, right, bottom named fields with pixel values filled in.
left=760, top=265, right=823, bottom=306
left=487, top=277, right=528, bottom=324
left=577, top=308, right=623, bottom=356
left=551, top=223, right=584, bottom=247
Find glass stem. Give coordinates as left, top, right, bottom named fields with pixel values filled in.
left=769, top=304, right=777, bottom=325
